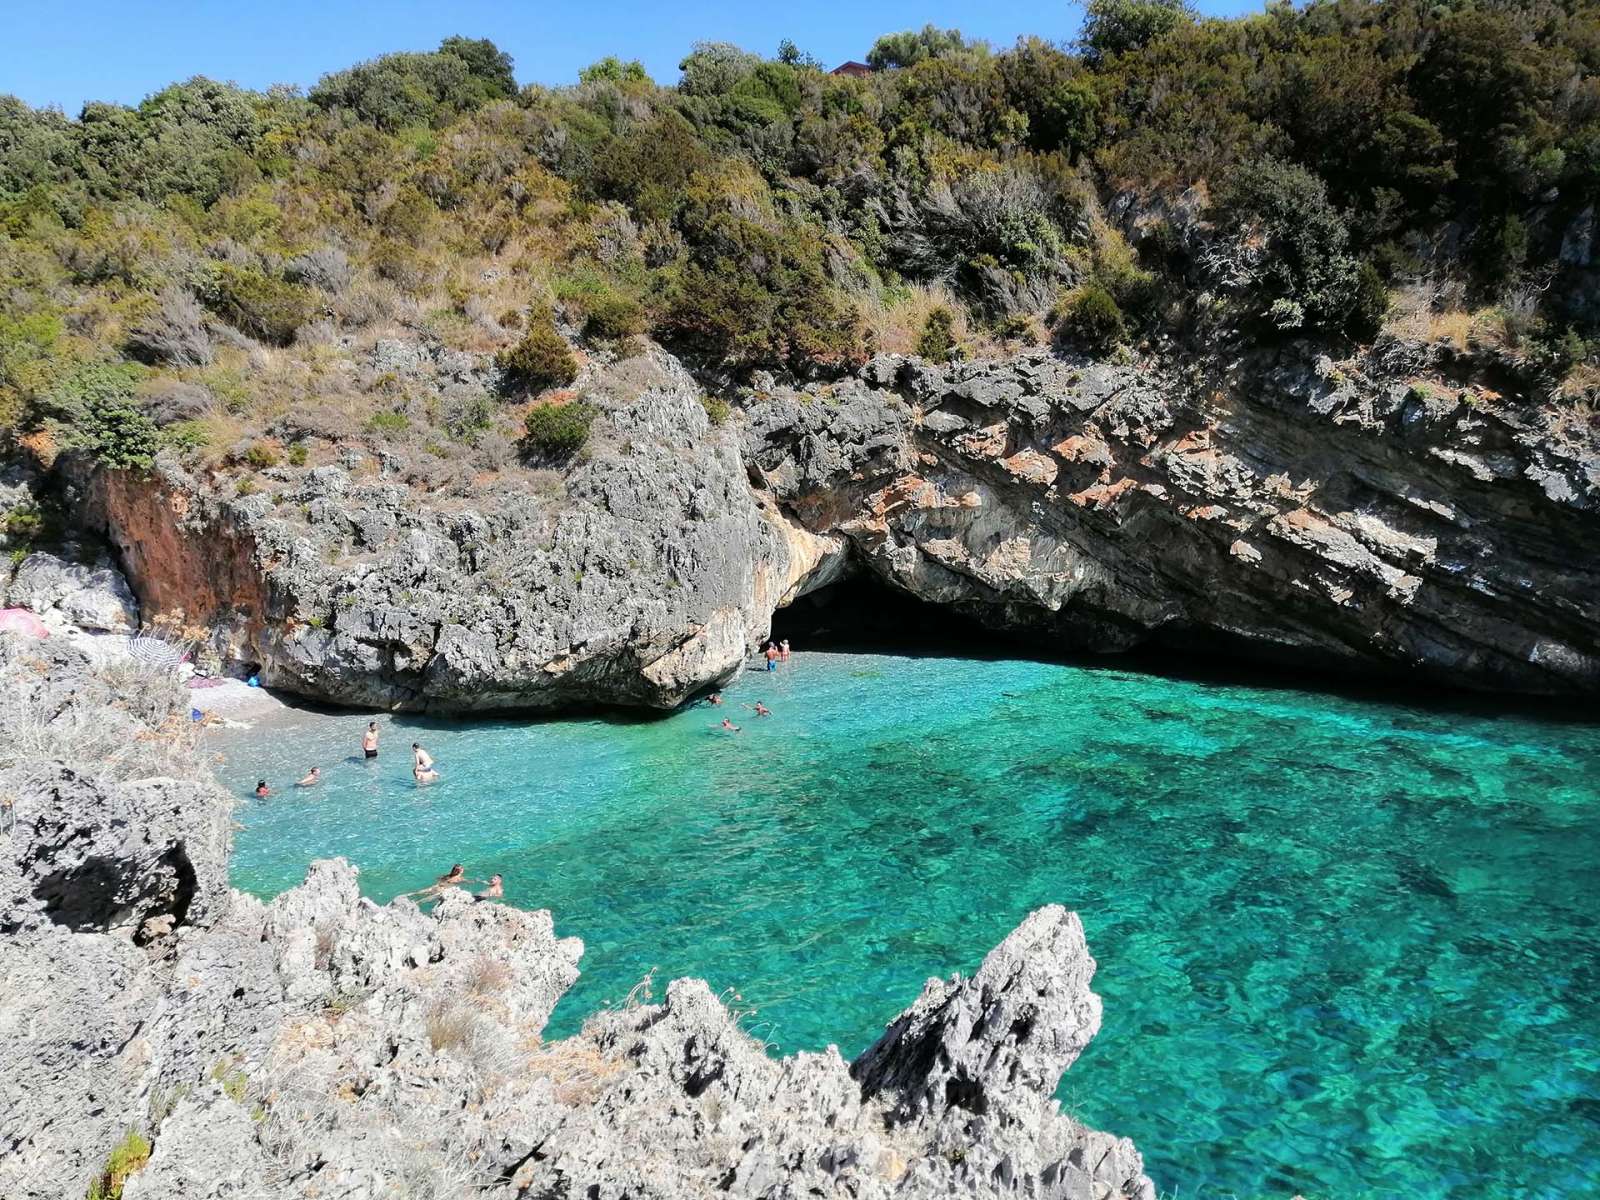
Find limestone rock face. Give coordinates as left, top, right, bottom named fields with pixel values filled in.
left=78, top=349, right=802, bottom=711
left=746, top=344, right=1600, bottom=693
left=0, top=635, right=1156, bottom=1200
left=54, top=335, right=1600, bottom=707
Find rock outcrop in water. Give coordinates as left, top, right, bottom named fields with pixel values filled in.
left=0, top=634, right=1155, bottom=1200
left=9, top=333, right=1597, bottom=708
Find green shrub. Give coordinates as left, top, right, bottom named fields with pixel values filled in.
left=162, top=420, right=210, bottom=456
left=523, top=400, right=598, bottom=456
left=1218, top=158, right=1358, bottom=332
left=242, top=442, right=279, bottom=469
left=86, top=1130, right=151, bottom=1200
left=1345, top=262, right=1390, bottom=342
left=1054, top=284, right=1125, bottom=351
left=286, top=442, right=309, bottom=466
left=76, top=394, right=162, bottom=469
left=208, top=264, right=318, bottom=345
left=366, top=411, right=409, bottom=434
left=700, top=395, right=731, bottom=426
left=497, top=312, right=578, bottom=392
left=916, top=307, right=958, bottom=361
left=1080, top=0, right=1194, bottom=64
left=582, top=291, right=647, bottom=341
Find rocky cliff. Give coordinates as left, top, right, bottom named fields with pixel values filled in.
left=7, top=333, right=1597, bottom=708
left=746, top=338, right=1600, bottom=693
left=0, top=635, right=1154, bottom=1200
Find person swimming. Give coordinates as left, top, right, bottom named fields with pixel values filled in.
left=254, top=779, right=270, bottom=798
left=753, top=701, right=771, bottom=717
left=362, top=721, right=379, bottom=759
left=475, top=873, right=504, bottom=901
left=707, top=692, right=723, bottom=706
left=720, top=718, right=741, bottom=732
left=407, top=863, right=467, bottom=902
left=294, top=766, right=321, bottom=788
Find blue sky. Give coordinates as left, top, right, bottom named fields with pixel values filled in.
left=2, top=0, right=1261, bottom=113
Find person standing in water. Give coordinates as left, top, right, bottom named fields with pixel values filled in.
left=764, top=643, right=779, bottom=672
left=779, top=639, right=791, bottom=663
left=412, top=742, right=439, bottom=784
left=362, top=721, right=380, bottom=760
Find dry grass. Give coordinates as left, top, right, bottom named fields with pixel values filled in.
left=525, top=1037, right=630, bottom=1106
left=1556, top=363, right=1600, bottom=403
left=465, top=955, right=512, bottom=997
left=0, top=649, right=204, bottom=784
left=860, top=282, right=988, bottom=359
left=424, top=998, right=475, bottom=1053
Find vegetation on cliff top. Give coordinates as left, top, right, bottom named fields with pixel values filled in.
left=1, top=4, right=1597, bottom=473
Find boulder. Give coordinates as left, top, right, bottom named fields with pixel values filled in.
left=7, top=550, right=139, bottom=632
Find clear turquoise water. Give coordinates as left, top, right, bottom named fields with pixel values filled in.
left=221, top=652, right=1600, bottom=1200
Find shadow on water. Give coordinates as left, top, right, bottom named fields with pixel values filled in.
left=770, top=573, right=1600, bottom=727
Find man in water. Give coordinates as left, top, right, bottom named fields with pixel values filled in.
left=295, top=767, right=321, bottom=788
left=362, top=721, right=379, bottom=759
left=476, top=873, right=503, bottom=901
left=720, top=718, right=741, bottom=732
left=753, top=701, right=771, bottom=717
left=764, top=643, right=779, bottom=672
left=707, top=692, right=723, bottom=706
left=255, top=779, right=270, bottom=798
left=412, top=742, right=439, bottom=784
left=779, top=639, right=790, bottom=662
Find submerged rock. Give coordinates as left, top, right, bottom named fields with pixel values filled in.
left=0, top=635, right=1157, bottom=1199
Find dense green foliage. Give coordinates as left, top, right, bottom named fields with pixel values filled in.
left=523, top=399, right=598, bottom=455
left=497, top=309, right=579, bottom=391
left=0, top=3, right=1595, bottom=459
left=1055, top=283, right=1126, bottom=350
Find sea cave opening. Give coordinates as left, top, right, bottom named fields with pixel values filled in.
left=769, top=571, right=1024, bottom=660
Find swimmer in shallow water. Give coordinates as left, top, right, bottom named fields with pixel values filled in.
left=476, top=873, right=504, bottom=901
left=295, top=766, right=321, bottom=788
left=255, top=779, right=270, bottom=798
left=362, top=721, right=379, bottom=759
left=412, top=742, right=439, bottom=784
left=720, top=718, right=741, bottom=732
left=706, top=692, right=723, bottom=706
left=407, top=864, right=468, bottom=901
left=753, top=701, right=771, bottom=717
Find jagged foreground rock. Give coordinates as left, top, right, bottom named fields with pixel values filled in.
left=22, top=334, right=1596, bottom=708
left=0, top=636, right=1154, bottom=1200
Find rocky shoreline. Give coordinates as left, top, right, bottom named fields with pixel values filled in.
left=2, top=337, right=1597, bottom=713
left=0, top=634, right=1155, bottom=1199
